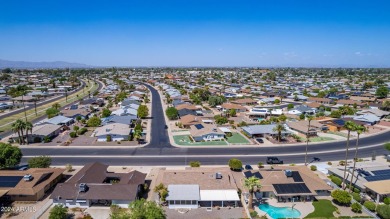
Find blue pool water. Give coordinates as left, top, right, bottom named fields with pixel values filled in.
left=259, top=204, right=301, bottom=219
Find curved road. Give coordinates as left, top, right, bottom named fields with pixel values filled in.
left=20, top=83, right=389, bottom=166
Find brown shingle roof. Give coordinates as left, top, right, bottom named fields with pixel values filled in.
left=175, top=104, right=198, bottom=111
left=221, top=103, right=247, bottom=110
left=180, top=115, right=202, bottom=126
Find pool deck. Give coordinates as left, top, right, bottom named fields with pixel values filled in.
left=255, top=198, right=314, bottom=218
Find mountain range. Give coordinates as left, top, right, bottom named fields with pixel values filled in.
left=0, top=59, right=91, bottom=69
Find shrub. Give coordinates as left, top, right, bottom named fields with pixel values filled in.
left=249, top=210, right=258, bottom=217
left=77, top=127, right=87, bottom=135
left=189, top=161, right=201, bottom=167
left=44, top=136, right=51, bottom=143
left=69, top=132, right=77, bottom=138
left=228, top=158, right=242, bottom=171
left=65, top=164, right=73, bottom=172
left=330, top=175, right=342, bottom=187
left=363, top=201, right=376, bottom=212
left=352, top=192, right=361, bottom=202
left=28, top=156, right=52, bottom=168
left=384, top=197, right=390, bottom=205
left=257, top=162, right=264, bottom=168
left=331, top=189, right=351, bottom=205
left=377, top=204, right=390, bottom=219
left=351, top=202, right=362, bottom=213
left=310, top=165, right=317, bottom=171
left=339, top=160, right=346, bottom=166
left=353, top=187, right=360, bottom=193
left=106, top=135, right=112, bottom=142
left=327, top=161, right=332, bottom=165
left=226, top=132, right=233, bottom=137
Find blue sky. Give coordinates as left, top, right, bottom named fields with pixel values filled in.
left=0, top=0, right=389, bottom=67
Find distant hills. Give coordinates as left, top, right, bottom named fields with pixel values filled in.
left=0, top=59, right=91, bottom=69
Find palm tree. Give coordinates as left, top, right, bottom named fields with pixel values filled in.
left=24, top=121, right=33, bottom=145
left=348, top=125, right=367, bottom=192
left=304, top=115, right=314, bottom=166
left=342, top=121, right=357, bottom=189
left=52, top=102, right=61, bottom=110
left=243, top=176, right=262, bottom=210
left=272, top=123, right=286, bottom=142
left=11, top=121, right=22, bottom=144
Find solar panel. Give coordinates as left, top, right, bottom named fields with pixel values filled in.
left=253, top=172, right=263, bottom=179
left=70, top=105, right=78, bottom=110
left=273, top=183, right=311, bottom=194
left=244, top=171, right=253, bottom=178
left=0, top=176, right=23, bottom=187
left=194, top=124, right=204, bottom=130
left=365, top=174, right=390, bottom=182
left=291, top=171, right=303, bottom=182
left=333, top=119, right=345, bottom=126
left=371, top=169, right=390, bottom=176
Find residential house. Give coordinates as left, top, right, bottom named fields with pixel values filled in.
left=9, top=123, right=62, bottom=143
left=93, top=123, right=131, bottom=142
left=353, top=114, right=381, bottom=125
left=50, top=162, right=146, bottom=208
left=0, top=168, right=64, bottom=201
left=221, top=103, right=247, bottom=113
left=189, top=123, right=225, bottom=142
left=178, top=108, right=197, bottom=118
left=101, top=115, right=138, bottom=126
left=180, top=115, right=202, bottom=128
left=231, top=98, right=257, bottom=106
left=46, top=115, right=74, bottom=126
left=241, top=124, right=290, bottom=138
left=61, top=108, right=91, bottom=120
left=286, top=120, right=328, bottom=137
left=357, top=109, right=390, bottom=119
left=158, top=169, right=240, bottom=209
left=308, top=97, right=332, bottom=104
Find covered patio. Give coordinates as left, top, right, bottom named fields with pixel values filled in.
left=199, top=190, right=240, bottom=208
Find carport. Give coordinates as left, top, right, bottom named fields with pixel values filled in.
left=199, top=190, right=240, bottom=208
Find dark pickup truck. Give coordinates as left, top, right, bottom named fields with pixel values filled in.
left=266, top=157, right=283, bottom=164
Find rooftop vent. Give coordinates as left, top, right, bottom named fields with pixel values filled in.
left=285, top=170, right=293, bottom=177
left=215, top=172, right=223, bottom=179
left=23, top=174, right=33, bottom=181
left=212, top=128, right=218, bottom=132
left=79, top=183, right=88, bottom=193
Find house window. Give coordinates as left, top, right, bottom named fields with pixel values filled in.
left=185, top=200, right=191, bottom=205
left=192, top=200, right=197, bottom=205
left=169, top=200, right=174, bottom=205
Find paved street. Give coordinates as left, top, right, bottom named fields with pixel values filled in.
left=20, top=83, right=390, bottom=166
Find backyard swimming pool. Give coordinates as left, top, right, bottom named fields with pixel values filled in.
left=259, top=203, right=301, bottom=219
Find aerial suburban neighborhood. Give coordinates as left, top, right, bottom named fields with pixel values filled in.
left=0, top=67, right=389, bottom=219
left=1, top=1, right=390, bottom=219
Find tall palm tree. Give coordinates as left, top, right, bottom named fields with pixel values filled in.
left=348, top=125, right=367, bottom=192
left=342, top=121, right=357, bottom=189
left=305, top=116, right=314, bottom=166
left=243, top=176, right=262, bottom=210
left=11, top=121, right=22, bottom=144
left=13, top=119, right=26, bottom=145
left=24, top=121, right=33, bottom=145
left=272, top=123, right=286, bottom=142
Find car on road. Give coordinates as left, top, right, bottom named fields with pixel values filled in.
left=245, top=164, right=253, bottom=170
left=313, top=157, right=320, bottom=162
left=256, top=138, right=264, bottom=144
left=266, top=157, right=283, bottom=164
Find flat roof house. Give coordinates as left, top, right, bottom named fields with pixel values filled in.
left=0, top=168, right=64, bottom=201
left=158, top=169, right=240, bottom=209
left=241, top=124, right=290, bottom=138
left=50, top=162, right=146, bottom=208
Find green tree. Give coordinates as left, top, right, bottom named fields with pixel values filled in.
left=49, top=205, right=68, bottom=219
left=351, top=202, right=362, bottom=213
left=342, top=121, right=357, bottom=189
left=382, top=100, right=390, bottom=111
left=46, top=107, right=60, bottom=118
left=214, top=115, right=228, bottom=125
left=137, top=105, right=149, bottom=118
left=287, top=103, right=294, bottom=110
left=228, top=158, right=242, bottom=171
left=243, top=176, right=262, bottom=210
left=102, top=108, right=111, bottom=118
left=376, top=86, right=389, bottom=98
left=0, top=143, right=23, bottom=168
left=272, top=123, right=286, bottom=142
left=127, top=199, right=166, bottom=219
left=208, top=96, right=226, bottom=107
left=229, top=108, right=237, bottom=117
left=384, top=142, right=390, bottom=151
left=274, top=99, right=280, bottom=104
left=11, top=119, right=25, bottom=144
left=165, top=107, right=178, bottom=120
left=377, top=204, right=390, bottom=219
left=24, top=121, right=33, bottom=145
left=330, top=110, right=342, bottom=118
left=331, top=190, right=351, bottom=205
left=28, top=156, right=52, bottom=168
left=87, top=116, right=101, bottom=127
left=153, top=183, right=169, bottom=202
left=278, top=114, right=287, bottom=122
left=73, top=125, right=80, bottom=132
left=52, top=102, right=61, bottom=110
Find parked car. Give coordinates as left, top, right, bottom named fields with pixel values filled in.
left=245, top=164, right=253, bottom=170
left=256, top=138, right=264, bottom=144
left=266, top=157, right=283, bottom=164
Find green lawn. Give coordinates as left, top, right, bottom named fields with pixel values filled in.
left=226, top=133, right=250, bottom=144
left=328, top=131, right=348, bottom=138
left=305, top=199, right=337, bottom=218
left=309, top=136, right=335, bottom=142
left=173, top=135, right=227, bottom=146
